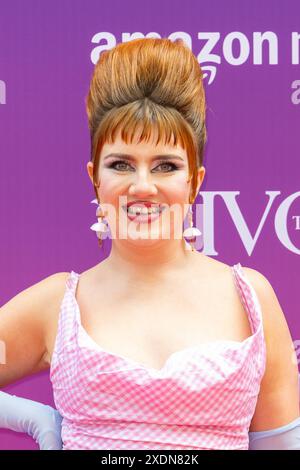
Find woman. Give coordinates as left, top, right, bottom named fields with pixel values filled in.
left=0, top=38, right=299, bottom=450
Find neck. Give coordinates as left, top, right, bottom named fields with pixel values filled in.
left=106, top=237, right=197, bottom=282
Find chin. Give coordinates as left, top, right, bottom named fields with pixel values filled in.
left=125, top=236, right=165, bottom=248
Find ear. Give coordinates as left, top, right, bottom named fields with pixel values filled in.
left=86, top=161, right=94, bottom=185
left=195, top=166, right=206, bottom=195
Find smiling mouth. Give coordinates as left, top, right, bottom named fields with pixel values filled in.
left=122, top=205, right=166, bottom=223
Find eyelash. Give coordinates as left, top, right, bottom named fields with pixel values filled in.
left=107, top=160, right=180, bottom=173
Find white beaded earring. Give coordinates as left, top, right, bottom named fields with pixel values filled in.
left=90, top=199, right=109, bottom=248
left=183, top=203, right=202, bottom=251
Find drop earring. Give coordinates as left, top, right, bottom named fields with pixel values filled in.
left=182, top=203, right=202, bottom=251
left=90, top=198, right=109, bottom=248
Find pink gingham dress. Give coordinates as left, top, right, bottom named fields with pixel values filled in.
left=49, top=262, right=266, bottom=450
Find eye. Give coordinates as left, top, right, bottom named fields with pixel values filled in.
left=153, top=162, right=179, bottom=172
left=108, top=160, right=133, bottom=171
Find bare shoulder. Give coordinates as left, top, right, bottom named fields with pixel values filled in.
left=40, top=271, right=70, bottom=297
left=239, top=266, right=295, bottom=359
left=39, top=272, right=71, bottom=365
left=29, top=271, right=70, bottom=318
left=8, top=271, right=72, bottom=370
left=41, top=267, right=104, bottom=365
left=240, top=266, right=299, bottom=430
left=33, top=271, right=70, bottom=296
left=22, top=270, right=71, bottom=365
left=241, top=266, right=292, bottom=346
left=0, top=271, right=70, bottom=387
left=0, top=271, right=70, bottom=324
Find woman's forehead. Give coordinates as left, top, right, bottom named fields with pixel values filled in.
left=100, top=132, right=187, bottom=159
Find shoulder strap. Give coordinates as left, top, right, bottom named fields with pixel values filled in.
left=54, top=271, right=80, bottom=353
left=232, top=263, right=263, bottom=335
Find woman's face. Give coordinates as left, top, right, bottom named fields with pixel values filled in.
left=87, top=128, right=205, bottom=247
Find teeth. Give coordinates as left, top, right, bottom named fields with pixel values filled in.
left=127, top=206, right=161, bottom=214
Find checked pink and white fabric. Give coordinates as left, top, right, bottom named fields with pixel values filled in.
left=50, top=263, right=266, bottom=450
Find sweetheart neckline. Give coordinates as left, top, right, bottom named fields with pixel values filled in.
left=69, top=269, right=261, bottom=374
left=76, top=320, right=259, bottom=373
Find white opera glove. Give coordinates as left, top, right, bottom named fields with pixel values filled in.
left=248, top=416, right=300, bottom=449
left=0, top=391, right=62, bottom=450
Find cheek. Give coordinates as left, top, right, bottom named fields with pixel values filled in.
left=97, top=170, right=121, bottom=200
left=161, top=173, right=190, bottom=200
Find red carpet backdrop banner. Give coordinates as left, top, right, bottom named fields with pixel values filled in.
left=0, top=0, right=299, bottom=449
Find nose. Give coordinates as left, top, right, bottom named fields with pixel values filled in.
left=128, top=167, right=158, bottom=197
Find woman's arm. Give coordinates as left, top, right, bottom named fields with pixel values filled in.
left=0, top=272, right=68, bottom=387
left=0, top=390, right=63, bottom=449
left=0, top=272, right=68, bottom=448
left=243, top=267, right=300, bottom=448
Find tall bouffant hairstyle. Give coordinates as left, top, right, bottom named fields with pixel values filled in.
left=85, top=37, right=207, bottom=204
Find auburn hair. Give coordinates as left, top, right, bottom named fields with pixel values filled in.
left=85, top=37, right=207, bottom=204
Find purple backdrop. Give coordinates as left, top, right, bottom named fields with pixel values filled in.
left=0, top=0, right=299, bottom=449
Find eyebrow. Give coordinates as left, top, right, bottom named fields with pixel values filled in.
left=103, top=153, right=185, bottom=162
